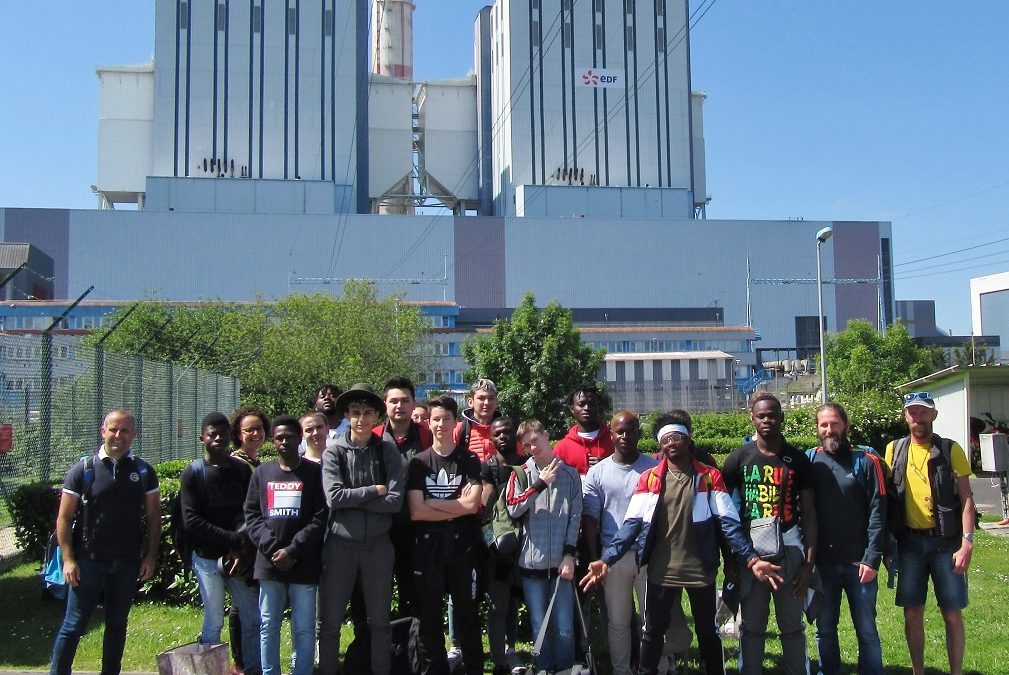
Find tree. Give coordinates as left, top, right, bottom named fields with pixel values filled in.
left=823, top=319, right=945, bottom=450
left=86, top=281, right=430, bottom=415
left=461, top=293, right=606, bottom=436
left=949, top=339, right=996, bottom=367
left=825, top=320, right=943, bottom=399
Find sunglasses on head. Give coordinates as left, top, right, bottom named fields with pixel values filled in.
left=903, top=391, right=933, bottom=404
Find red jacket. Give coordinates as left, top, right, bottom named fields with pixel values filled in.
left=553, top=424, right=614, bottom=475
left=453, top=408, right=499, bottom=462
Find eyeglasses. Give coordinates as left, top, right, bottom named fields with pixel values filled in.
left=903, top=392, right=933, bottom=405
left=660, top=432, right=689, bottom=443
left=241, top=425, right=265, bottom=435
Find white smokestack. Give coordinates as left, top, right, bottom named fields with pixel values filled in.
left=371, top=0, right=415, bottom=80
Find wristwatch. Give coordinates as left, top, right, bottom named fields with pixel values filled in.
left=963, top=532, right=974, bottom=543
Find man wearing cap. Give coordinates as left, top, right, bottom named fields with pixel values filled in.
left=318, top=384, right=405, bottom=675
left=885, top=391, right=975, bottom=675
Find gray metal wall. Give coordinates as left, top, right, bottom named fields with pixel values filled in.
left=0, top=206, right=891, bottom=353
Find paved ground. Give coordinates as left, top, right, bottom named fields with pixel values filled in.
left=971, top=474, right=1008, bottom=519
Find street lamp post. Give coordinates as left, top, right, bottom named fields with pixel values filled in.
left=815, top=226, right=834, bottom=403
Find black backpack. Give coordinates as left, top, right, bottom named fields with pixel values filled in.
left=343, top=616, right=422, bottom=675
left=169, top=459, right=206, bottom=575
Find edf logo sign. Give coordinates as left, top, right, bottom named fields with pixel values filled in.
left=580, top=68, right=622, bottom=88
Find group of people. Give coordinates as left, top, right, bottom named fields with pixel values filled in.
left=49, top=375, right=975, bottom=675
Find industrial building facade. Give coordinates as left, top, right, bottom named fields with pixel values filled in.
left=0, top=0, right=897, bottom=397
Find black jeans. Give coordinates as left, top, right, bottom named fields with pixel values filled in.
left=390, top=523, right=418, bottom=618
left=640, top=582, right=723, bottom=675
left=413, top=527, right=483, bottom=675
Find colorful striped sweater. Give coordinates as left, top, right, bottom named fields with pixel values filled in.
left=600, top=457, right=758, bottom=573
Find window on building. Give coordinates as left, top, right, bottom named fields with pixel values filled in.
left=324, top=9, right=332, bottom=36
left=217, top=3, right=226, bottom=28
left=179, top=2, right=189, bottom=29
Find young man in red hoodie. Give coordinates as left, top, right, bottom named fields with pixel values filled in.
left=454, top=378, right=501, bottom=462
left=553, top=384, right=614, bottom=475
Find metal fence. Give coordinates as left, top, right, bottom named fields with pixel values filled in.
left=0, top=332, right=240, bottom=560
left=609, top=381, right=745, bottom=414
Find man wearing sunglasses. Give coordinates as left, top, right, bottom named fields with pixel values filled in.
left=885, top=391, right=975, bottom=675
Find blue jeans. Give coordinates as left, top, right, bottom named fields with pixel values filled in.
left=49, top=557, right=140, bottom=675
left=522, top=576, right=575, bottom=672
left=815, top=564, right=882, bottom=675
left=259, top=579, right=317, bottom=675
left=192, top=553, right=262, bottom=672
left=895, top=532, right=969, bottom=610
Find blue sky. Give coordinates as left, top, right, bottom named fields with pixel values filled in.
left=1, top=1, right=1006, bottom=334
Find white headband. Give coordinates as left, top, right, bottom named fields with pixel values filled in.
left=657, top=424, right=690, bottom=441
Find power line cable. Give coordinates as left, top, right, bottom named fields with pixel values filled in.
left=894, top=237, right=1009, bottom=267
left=892, top=179, right=1009, bottom=221
left=895, top=254, right=1009, bottom=281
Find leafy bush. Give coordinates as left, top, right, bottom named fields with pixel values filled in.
left=7, top=481, right=61, bottom=559
left=139, top=477, right=201, bottom=606
left=154, top=459, right=189, bottom=480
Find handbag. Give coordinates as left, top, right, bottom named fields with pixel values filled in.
left=747, top=466, right=789, bottom=562
left=532, top=576, right=596, bottom=675
left=156, top=641, right=230, bottom=675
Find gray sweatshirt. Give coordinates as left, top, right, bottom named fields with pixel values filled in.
left=322, top=431, right=404, bottom=543
left=505, top=456, right=582, bottom=575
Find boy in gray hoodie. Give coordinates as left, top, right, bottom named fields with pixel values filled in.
left=505, top=419, right=582, bottom=673
left=318, top=384, right=404, bottom=675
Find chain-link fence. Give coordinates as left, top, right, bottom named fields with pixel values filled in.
left=0, top=332, right=240, bottom=560
left=609, top=381, right=746, bottom=414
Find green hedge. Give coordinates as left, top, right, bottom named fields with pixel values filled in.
left=139, top=476, right=201, bottom=605
left=638, top=435, right=820, bottom=462
left=7, top=481, right=62, bottom=559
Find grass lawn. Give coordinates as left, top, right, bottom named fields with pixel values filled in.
left=2, top=531, right=1006, bottom=673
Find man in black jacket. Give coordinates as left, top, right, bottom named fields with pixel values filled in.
left=182, top=412, right=261, bottom=674
left=808, top=403, right=886, bottom=675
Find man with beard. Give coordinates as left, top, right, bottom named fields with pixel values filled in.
left=885, top=392, right=975, bottom=675
left=807, top=403, right=886, bottom=675
left=303, top=384, right=348, bottom=455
